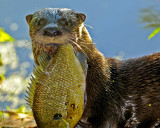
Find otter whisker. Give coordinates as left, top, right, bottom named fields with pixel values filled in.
left=79, top=44, right=92, bottom=55
left=68, top=35, right=93, bottom=56
left=70, top=32, right=94, bottom=45
left=68, top=39, right=82, bottom=51
left=84, top=24, right=93, bottom=29
left=69, top=35, right=93, bottom=45
left=68, top=39, right=89, bottom=59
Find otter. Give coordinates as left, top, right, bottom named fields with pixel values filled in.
left=26, top=8, right=160, bottom=128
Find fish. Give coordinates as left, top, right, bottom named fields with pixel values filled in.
left=26, top=43, right=87, bottom=128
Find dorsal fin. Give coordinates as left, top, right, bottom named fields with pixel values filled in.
left=26, top=53, right=51, bottom=108
left=33, top=65, right=43, bottom=78
left=26, top=78, right=37, bottom=108
left=26, top=63, right=44, bottom=108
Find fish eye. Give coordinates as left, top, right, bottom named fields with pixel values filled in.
left=53, top=113, right=62, bottom=120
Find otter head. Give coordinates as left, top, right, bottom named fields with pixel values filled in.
left=26, top=8, right=88, bottom=65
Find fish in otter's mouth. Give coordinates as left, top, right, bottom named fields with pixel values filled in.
left=26, top=8, right=86, bottom=65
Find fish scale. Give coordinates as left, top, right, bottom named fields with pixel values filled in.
left=27, top=43, right=86, bottom=128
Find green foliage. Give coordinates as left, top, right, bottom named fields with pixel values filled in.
left=0, top=28, right=14, bottom=84
left=6, top=105, right=27, bottom=113
left=0, top=28, right=32, bottom=127
left=148, top=27, right=160, bottom=40
left=140, top=8, right=160, bottom=29
left=140, top=8, right=160, bottom=39
left=16, top=105, right=27, bottom=113
left=0, top=28, right=14, bottom=43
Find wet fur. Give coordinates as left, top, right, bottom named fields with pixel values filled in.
left=26, top=8, right=160, bottom=128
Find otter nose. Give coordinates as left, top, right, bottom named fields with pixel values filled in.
left=43, top=27, right=62, bottom=37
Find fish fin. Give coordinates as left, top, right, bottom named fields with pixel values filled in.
left=26, top=52, right=51, bottom=108
left=75, top=52, right=88, bottom=76
left=26, top=64, right=43, bottom=108
left=26, top=78, right=37, bottom=108
left=37, top=52, right=51, bottom=70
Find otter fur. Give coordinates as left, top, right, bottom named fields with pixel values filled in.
left=26, top=8, right=160, bottom=128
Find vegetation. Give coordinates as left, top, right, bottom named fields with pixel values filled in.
left=0, top=28, right=14, bottom=84
left=0, top=28, right=14, bottom=43
left=148, top=26, right=160, bottom=39
left=140, top=8, right=160, bottom=39
left=0, top=28, right=36, bottom=127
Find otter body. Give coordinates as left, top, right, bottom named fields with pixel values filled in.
left=84, top=54, right=160, bottom=128
left=26, top=8, right=160, bottom=128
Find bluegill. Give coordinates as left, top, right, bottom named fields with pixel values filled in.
left=27, top=43, right=87, bottom=128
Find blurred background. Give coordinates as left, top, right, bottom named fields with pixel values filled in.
left=0, top=0, right=160, bottom=111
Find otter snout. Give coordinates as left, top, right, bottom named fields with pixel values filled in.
left=43, top=27, right=62, bottom=37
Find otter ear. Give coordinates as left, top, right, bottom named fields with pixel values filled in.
left=76, top=13, right=86, bottom=22
left=26, top=14, right=33, bottom=25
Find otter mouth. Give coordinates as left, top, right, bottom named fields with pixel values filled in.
left=34, top=42, right=61, bottom=55
left=32, top=29, right=78, bottom=65
left=32, top=27, right=73, bottom=58
left=32, top=41, right=62, bottom=65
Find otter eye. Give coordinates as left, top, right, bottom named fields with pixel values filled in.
left=60, top=18, right=70, bottom=26
left=65, top=21, right=69, bottom=26
left=37, top=19, right=46, bottom=26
